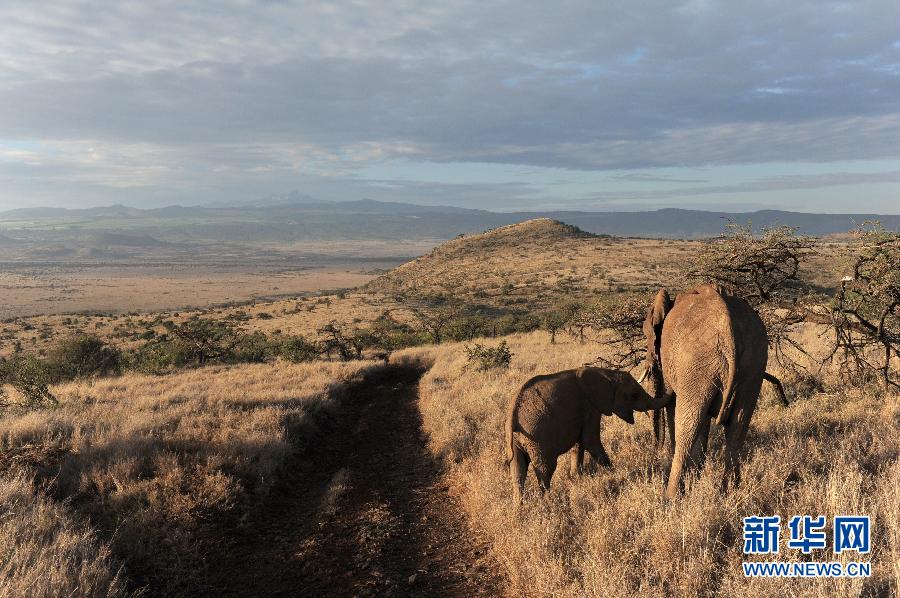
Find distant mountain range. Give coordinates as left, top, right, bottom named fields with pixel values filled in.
left=1, top=198, right=897, bottom=242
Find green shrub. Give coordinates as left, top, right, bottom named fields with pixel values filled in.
left=0, top=355, right=57, bottom=412
left=46, top=335, right=122, bottom=381
left=447, top=315, right=493, bottom=342
left=164, top=317, right=241, bottom=366
left=128, top=340, right=188, bottom=375
left=317, top=322, right=366, bottom=361
left=231, top=331, right=273, bottom=363
left=368, top=313, right=428, bottom=350
left=277, top=335, right=320, bottom=363
left=465, top=340, right=513, bottom=371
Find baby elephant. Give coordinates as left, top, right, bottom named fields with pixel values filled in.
left=505, top=367, right=669, bottom=502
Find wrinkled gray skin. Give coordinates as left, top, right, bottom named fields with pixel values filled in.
left=506, top=367, right=670, bottom=502
left=641, top=285, right=768, bottom=499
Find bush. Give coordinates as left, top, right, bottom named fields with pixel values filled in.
left=278, top=335, right=320, bottom=363
left=447, top=314, right=493, bottom=342
left=0, top=355, right=57, bottom=412
left=578, top=292, right=650, bottom=369
left=164, top=317, right=241, bottom=366
left=495, top=313, right=542, bottom=336
left=465, top=340, right=513, bottom=371
left=128, top=340, right=188, bottom=375
left=46, top=334, right=122, bottom=381
left=685, top=222, right=814, bottom=304
left=317, top=322, right=367, bottom=361
left=367, top=313, right=427, bottom=350
left=684, top=222, right=817, bottom=374
left=231, top=331, right=273, bottom=363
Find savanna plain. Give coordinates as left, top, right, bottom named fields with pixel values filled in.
left=0, top=219, right=897, bottom=597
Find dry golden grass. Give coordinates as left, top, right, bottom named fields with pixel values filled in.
left=370, top=219, right=692, bottom=305
left=0, top=219, right=879, bottom=595
left=0, top=359, right=384, bottom=593
left=398, top=331, right=899, bottom=597
left=0, top=472, right=128, bottom=597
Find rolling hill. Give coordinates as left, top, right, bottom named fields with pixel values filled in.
left=1, top=199, right=897, bottom=243
left=367, top=219, right=689, bottom=305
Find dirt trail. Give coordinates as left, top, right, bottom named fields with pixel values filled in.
left=202, top=368, right=504, bottom=597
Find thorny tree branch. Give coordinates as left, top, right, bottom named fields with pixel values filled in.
left=824, top=223, right=899, bottom=391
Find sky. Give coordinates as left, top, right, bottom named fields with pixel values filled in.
left=0, top=1, right=898, bottom=213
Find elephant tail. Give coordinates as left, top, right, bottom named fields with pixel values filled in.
left=715, top=352, right=739, bottom=426
left=763, top=372, right=789, bottom=406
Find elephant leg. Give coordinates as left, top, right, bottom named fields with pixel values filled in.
left=532, top=451, right=557, bottom=493
left=570, top=443, right=585, bottom=476
left=722, top=386, right=760, bottom=491
left=510, top=444, right=530, bottom=503
left=583, top=436, right=612, bottom=469
left=665, top=396, right=711, bottom=499
left=579, top=412, right=610, bottom=470
left=688, top=416, right=711, bottom=471
left=587, top=438, right=612, bottom=467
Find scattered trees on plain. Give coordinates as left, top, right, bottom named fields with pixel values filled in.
left=3, top=222, right=897, bottom=414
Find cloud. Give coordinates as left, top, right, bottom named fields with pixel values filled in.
left=0, top=0, right=898, bottom=208
left=608, top=173, right=710, bottom=184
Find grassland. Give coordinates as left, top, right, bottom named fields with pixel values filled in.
left=0, top=218, right=893, bottom=596
left=397, top=332, right=898, bottom=596
left=0, top=359, right=384, bottom=595
left=1, top=220, right=851, bottom=359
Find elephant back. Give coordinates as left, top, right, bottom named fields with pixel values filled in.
left=661, top=285, right=767, bottom=424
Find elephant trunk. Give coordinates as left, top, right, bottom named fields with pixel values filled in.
left=634, top=367, right=673, bottom=412
left=638, top=390, right=673, bottom=412
left=639, top=360, right=666, bottom=399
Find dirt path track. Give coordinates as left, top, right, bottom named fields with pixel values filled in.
left=202, top=368, right=504, bottom=597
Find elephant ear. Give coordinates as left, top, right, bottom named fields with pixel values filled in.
left=643, top=289, right=673, bottom=365
left=574, top=367, right=614, bottom=416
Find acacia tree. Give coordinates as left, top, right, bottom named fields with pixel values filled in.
left=47, top=334, right=122, bottom=380
left=541, top=309, right=569, bottom=344
left=317, top=321, right=366, bottom=361
left=685, top=222, right=817, bottom=375
left=165, top=317, right=241, bottom=365
left=541, top=300, right=584, bottom=345
left=826, top=224, right=899, bottom=390
left=411, top=300, right=463, bottom=344
left=578, top=293, right=649, bottom=369
left=685, top=223, right=815, bottom=304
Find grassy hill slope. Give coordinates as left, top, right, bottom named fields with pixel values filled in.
left=368, top=219, right=691, bottom=307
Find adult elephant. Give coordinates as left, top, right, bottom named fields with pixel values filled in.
left=640, top=284, right=768, bottom=498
